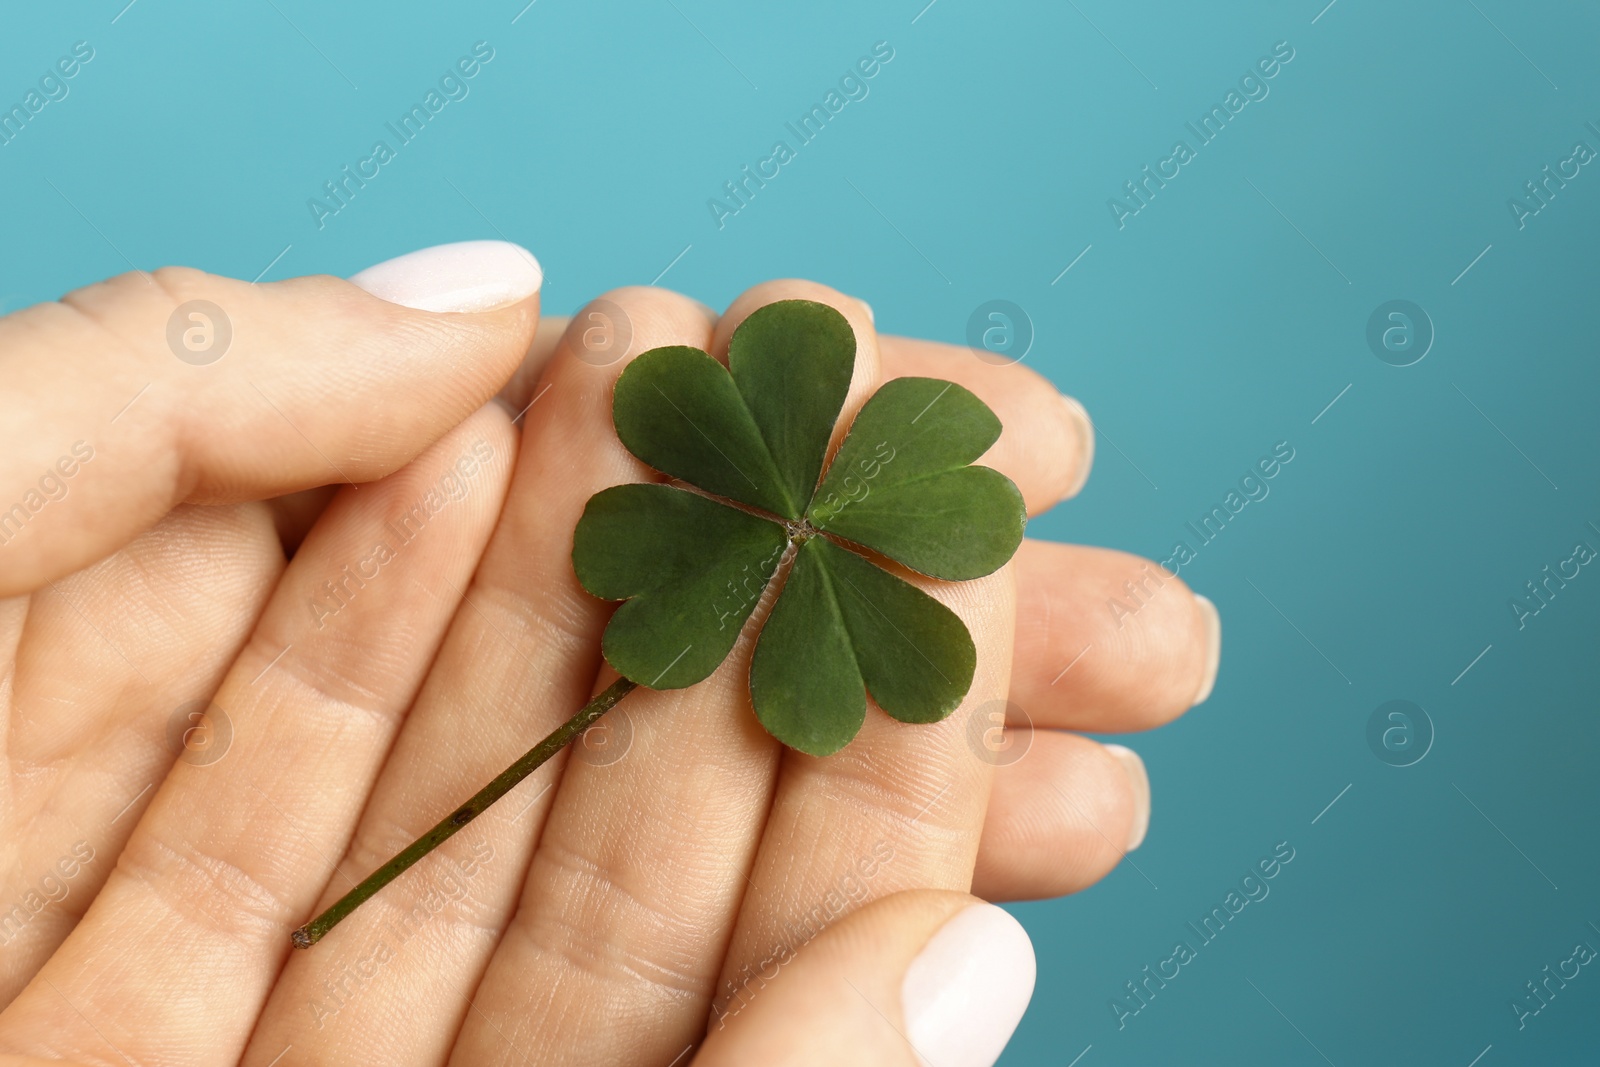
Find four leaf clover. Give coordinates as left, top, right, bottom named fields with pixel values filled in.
left=291, top=297, right=1034, bottom=948
left=572, top=299, right=1025, bottom=756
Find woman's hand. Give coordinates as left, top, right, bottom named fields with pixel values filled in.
left=0, top=251, right=1217, bottom=1066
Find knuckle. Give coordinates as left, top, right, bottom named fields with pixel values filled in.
left=472, top=580, right=597, bottom=665
left=56, top=266, right=231, bottom=371
left=344, top=829, right=508, bottom=943
left=260, top=643, right=402, bottom=732
left=116, top=829, right=298, bottom=950
left=564, top=287, right=711, bottom=369
left=147, top=264, right=220, bottom=303
left=518, top=837, right=708, bottom=997
left=587, top=285, right=705, bottom=331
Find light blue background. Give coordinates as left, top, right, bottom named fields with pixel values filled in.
left=4, top=1, right=1597, bottom=1063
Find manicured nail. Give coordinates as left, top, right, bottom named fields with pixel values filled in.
left=902, top=903, right=1036, bottom=1067
left=1061, top=394, right=1095, bottom=497
left=1103, top=743, right=1151, bottom=851
left=1192, top=594, right=1221, bottom=705
left=349, top=240, right=542, bottom=313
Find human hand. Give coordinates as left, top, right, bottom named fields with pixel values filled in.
left=0, top=259, right=1218, bottom=1066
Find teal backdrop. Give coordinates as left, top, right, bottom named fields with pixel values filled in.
left=4, top=1, right=1598, bottom=1063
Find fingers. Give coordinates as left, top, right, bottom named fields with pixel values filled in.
left=443, top=286, right=784, bottom=1067
left=508, top=322, right=1089, bottom=518
left=266, top=486, right=339, bottom=555
left=712, top=282, right=1018, bottom=1030
left=0, top=408, right=515, bottom=1065
left=0, top=240, right=542, bottom=596
left=695, top=890, right=1035, bottom=1067
left=972, top=731, right=1150, bottom=901
left=0, top=502, right=281, bottom=1005
left=969, top=539, right=1210, bottom=901
left=878, top=334, right=1091, bottom=515
left=1008, top=539, right=1221, bottom=733
left=494, top=313, right=569, bottom=416
left=245, top=287, right=721, bottom=1067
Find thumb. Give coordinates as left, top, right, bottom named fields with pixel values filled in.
left=0, top=240, right=542, bottom=594
left=695, top=890, right=1037, bottom=1067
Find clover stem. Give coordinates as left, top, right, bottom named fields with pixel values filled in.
left=290, top=675, right=640, bottom=949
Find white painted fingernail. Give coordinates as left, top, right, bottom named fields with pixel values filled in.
left=1104, top=743, right=1151, bottom=851
left=902, top=903, right=1036, bottom=1067
left=1192, top=594, right=1221, bottom=705
left=1061, top=394, right=1095, bottom=497
left=349, top=240, right=542, bottom=313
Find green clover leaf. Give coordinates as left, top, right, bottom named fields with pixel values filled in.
left=572, top=299, right=1025, bottom=757
left=291, top=298, right=1031, bottom=949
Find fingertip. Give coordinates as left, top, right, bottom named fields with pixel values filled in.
left=1101, top=743, right=1150, bottom=850
left=1059, top=394, right=1094, bottom=498
left=1191, top=594, right=1221, bottom=705
left=1009, top=541, right=1218, bottom=733
left=690, top=297, right=720, bottom=325
left=902, top=902, right=1036, bottom=1067
left=348, top=240, right=543, bottom=313
left=874, top=338, right=1091, bottom=515
left=697, top=890, right=1030, bottom=1067
left=975, top=730, right=1139, bottom=900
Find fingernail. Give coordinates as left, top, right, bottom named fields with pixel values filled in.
left=1192, top=594, right=1221, bottom=705
left=902, top=903, right=1036, bottom=1067
left=1103, top=743, right=1151, bottom=850
left=857, top=298, right=875, bottom=325
left=349, top=240, right=543, bottom=313
left=1061, top=394, right=1095, bottom=497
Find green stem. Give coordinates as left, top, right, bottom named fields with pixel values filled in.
left=290, top=675, right=639, bottom=949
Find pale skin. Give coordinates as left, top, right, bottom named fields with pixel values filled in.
left=0, top=266, right=1216, bottom=1065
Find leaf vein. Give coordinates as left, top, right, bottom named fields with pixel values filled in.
left=651, top=383, right=765, bottom=496
left=824, top=552, right=952, bottom=685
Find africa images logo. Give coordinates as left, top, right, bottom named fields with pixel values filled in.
left=1107, top=40, right=1296, bottom=230
left=706, top=41, right=896, bottom=229
left=306, top=42, right=496, bottom=229
left=1110, top=841, right=1297, bottom=1030
left=0, top=41, right=95, bottom=149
